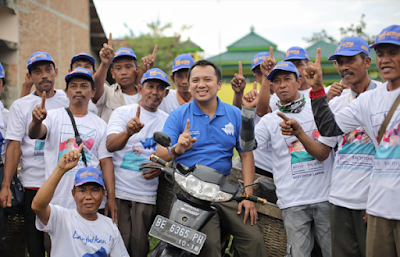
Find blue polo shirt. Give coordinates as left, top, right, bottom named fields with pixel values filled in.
left=163, top=97, right=246, bottom=175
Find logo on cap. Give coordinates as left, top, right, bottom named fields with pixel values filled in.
left=286, top=50, right=300, bottom=57
left=149, top=70, right=166, bottom=78
left=116, top=49, right=131, bottom=56
left=336, top=42, right=354, bottom=52
left=175, top=59, right=191, bottom=66
left=72, top=68, right=89, bottom=74
left=29, top=53, right=48, bottom=64
left=378, top=31, right=400, bottom=41
left=254, top=56, right=267, bottom=63
left=79, top=170, right=99, bottom=180
left=1, top=71, right=4, bottom=76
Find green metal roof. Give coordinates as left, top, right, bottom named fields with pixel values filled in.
left=182, top=38, right=203, bottom=52
left=227, top=31, right=277, bottom=52
left=207, top=49, right=286, bottom=64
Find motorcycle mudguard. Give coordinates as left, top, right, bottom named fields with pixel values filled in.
left=169, top=194, right=217, bottom=231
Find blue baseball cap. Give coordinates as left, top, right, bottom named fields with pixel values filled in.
left=370, top=25, right=400, bottom=49
left=251, top=52, right=270, bottom=71
left=65, top=67, right=93, bottom=83
left=70, top=52, right=95, bottom=68
left=267, top=61, right=299, bottom=81
left=172, top=54, right=195, bottom=73
left=328, top=37, right=370, bottom=61
left=74, top=167, right=104, bottom=188
left=141, top=68, right=170, bottom=87
left=113, top=47, right=137, bottom=63
left=0, top=62, right=4, bottom=79
left=284, top=46, right=310, bottom=61
left=27, top=52, right=55, bottom=70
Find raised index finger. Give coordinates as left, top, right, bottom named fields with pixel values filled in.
left=315, top=48, right=321, bottom=65
left=269, top=46, right=274, bottom=59
left=108, top=32, right=113, bottom=47
left=277, top=112, right=289, bottom=121
left=152, top=45, right=158, bottom=59
left=136, top=105, right=141, bottom=119
left=184, top=119, right=190, bottom=133
left=41, top=91, right=46, bottom=109
left=238, top=61, right=243, bottom=76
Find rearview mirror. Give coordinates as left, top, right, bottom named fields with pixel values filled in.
left=154, top=132, right=171, bottom=148
left=259, top=178, right=276, bottom=192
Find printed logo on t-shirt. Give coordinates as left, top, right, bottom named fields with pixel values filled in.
left=222, top=122, right=234, bottom=136
left=286, top=122, right=325, bottom=179
left=82, top=246, right=107, bottom=257
left=34, top=139, right=45, bottom=158
left=121, top=136, right=156, bottom=171
left=337, top=129, right=375, bottom=170
left=58, top=124, right=97, bottom=173
left=374, top=121, right=400, bottom=176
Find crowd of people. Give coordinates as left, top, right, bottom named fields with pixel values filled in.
left=0, top=23, right=398, bottom=257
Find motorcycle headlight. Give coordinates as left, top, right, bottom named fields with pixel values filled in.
left=174, top=172, right=233, bottom=202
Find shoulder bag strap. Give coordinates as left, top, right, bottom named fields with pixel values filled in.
left=378, top=93, right=400, bottom=144
left=65, top=108, right=87, bottom=166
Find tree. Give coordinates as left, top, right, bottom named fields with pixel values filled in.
left=304, top=14, right=376, bottom=45
left=122, top=20, right=194, bottom=79
left=339, top=14, right=376, bottom=45
left=303, top=29, right=338, bottom=45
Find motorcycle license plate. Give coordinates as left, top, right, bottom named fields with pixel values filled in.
left=149, top=215, right=207, bottom=255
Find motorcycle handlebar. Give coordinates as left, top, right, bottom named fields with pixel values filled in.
left=236, top=191, right=267, bottom=205
left=150, top=154, right=169, bottom=167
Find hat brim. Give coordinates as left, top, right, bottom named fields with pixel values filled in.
left=267, top=68, right=299, bottom=81
left=284, top=56, right=310, bottom=61
left=75, top=180, right=104, bottom=188
left=172, top=66, right=191, bottom=73
left=328, top=50, right=367, bottom=61
left=65, top=72, right=93, bottom=83
left=141, top=77, right=170, bottom=88
left=27, top=60, right=55, bottom=71
left=71, top=55, right=95, bottom=67
left=112, top=54, right=137, bottom=63
left=370, top=41, right=400, bottom=49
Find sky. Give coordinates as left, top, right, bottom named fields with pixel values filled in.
left=93, top=0, right=400, bottom=58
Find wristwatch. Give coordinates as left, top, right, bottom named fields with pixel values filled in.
left=170, top=144, right=183, bottom=159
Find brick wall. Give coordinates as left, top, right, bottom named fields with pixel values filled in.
left=0, top=0, right=91, bottom=108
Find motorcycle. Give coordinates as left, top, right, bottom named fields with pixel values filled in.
left=146, top=132, right=276, bottom=257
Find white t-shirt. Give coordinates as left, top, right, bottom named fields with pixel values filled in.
left=43, top=108, right=111, bottom=209
left=269, top=93, right=280, bottom=112
left=333, top=83, right=400, bottom=220
left=122, top=93, right=139, bottom=105
left=319, top=88, right=378, bottom=209
left=0, top=101, right=9, bottom=164
left=158, top=89, right=182, bottom=114
left=6, top=90, right=69, bottom=188
left=107, top=104, right=168, bottom=204
left=36, top=204, right=129, bottom=257
left=255, top=99, right=334, bottom=209
left=88, top=99, right=99, bottom=115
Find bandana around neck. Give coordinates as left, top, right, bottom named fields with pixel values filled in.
left=276, top=94, right=306, bottom=113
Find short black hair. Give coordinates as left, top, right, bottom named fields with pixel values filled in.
left=111, top=56, right=137, bottom=69
left=187, top=60, right=222, bottom=82
left=65, top=75, right=95, bottom=90
left=1, top=77, right=5, bottom=86
left=70, top=58, right=95, bottom=71
left=28, top=61, right=56, bottom=75
left=359, top=52, right=368, bottom=60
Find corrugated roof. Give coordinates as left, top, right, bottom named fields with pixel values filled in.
left=227, top=31, right=277, bottom=50
left=208, top=49, right=285, bottom=63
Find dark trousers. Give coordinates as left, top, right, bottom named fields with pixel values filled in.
left=24, top=188, right=45, bottom=257
left=330, top=203, right=366, bottom=257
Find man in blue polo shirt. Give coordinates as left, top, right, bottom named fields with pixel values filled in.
left=155, top=60, right=267, bottom=257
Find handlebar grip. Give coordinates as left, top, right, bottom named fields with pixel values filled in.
left=150, top=154, right=168, bottom=167
left=246, top=194, right=267, bottom=205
